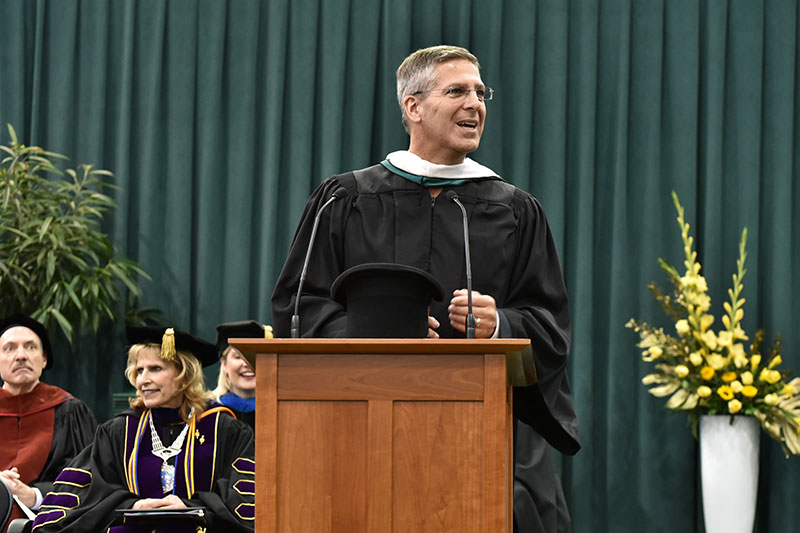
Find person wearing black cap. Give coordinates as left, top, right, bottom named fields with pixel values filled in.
left=212, top=321, right=272, bottom=430
left=31, top=326, right=255, bottom=533
left=271, top=45, right=579, bottom=533
left=0, top=314, right=97, bottom=530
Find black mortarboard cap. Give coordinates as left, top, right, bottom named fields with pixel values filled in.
left=330, top=263, right=444, bottom=338
left=0, top=314, right=54, bottom=369
left=125, top=325, right=218, bottom=367
left=215, top=320, right=273, bottom=357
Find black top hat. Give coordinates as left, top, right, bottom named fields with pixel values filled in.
left=330, top=263, right=444, bottom=338
left=215, top=320, right=272, bottom=357
left=125, top=325, right=218, bottom=367
left=0, top=314, right=54, bottom=369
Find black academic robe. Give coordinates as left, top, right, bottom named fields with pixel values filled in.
left=33, top=399, right=98, bottom=495
left=226, top=408, right=255, bottom=431
left=32, top=406, right=255, bottom=533
left=271, top=164, right=580, bottom=532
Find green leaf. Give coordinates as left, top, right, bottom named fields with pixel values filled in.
left=48, top=307, right=74, bottom=343
left=45, top=252, right=56, bottom=283
left=649, top=382, right=680, bottom=397
left=64, top=279, right=83, bottom=311
left=108, top=262, right=140, bottom=294
left=665, top=388, right=690, bottom=409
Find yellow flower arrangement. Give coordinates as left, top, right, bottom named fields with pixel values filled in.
left=627, top=192, right=800, bottom=457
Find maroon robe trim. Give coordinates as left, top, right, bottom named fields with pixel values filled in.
left=0, top=383, right=72, bottom=484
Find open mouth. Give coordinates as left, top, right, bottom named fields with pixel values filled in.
left=457, top=121, right=477, bottom=130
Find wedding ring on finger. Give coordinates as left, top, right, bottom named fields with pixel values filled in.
left=476, top=317, right=481, bottom=327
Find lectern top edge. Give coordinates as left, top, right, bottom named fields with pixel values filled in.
left=229, top=337, right=529, bottom=354
left=228, top=337, right=536, bottom=386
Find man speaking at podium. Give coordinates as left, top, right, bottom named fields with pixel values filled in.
left=271, top=45, right=579, bottom=533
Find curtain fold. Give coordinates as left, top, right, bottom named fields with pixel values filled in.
left=1, top=1, right=799, bottom=531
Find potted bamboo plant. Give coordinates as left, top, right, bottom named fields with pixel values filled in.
left=0, top=124, right=151, bottom=344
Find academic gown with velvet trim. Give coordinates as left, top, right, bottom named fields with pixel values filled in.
left=270, top=164, right=580, bottom=532
left=32, top=407, right=255, bottom=533
left=0, top=382, right=97, bottom=530
left=223, top=408, right=254, bottom=432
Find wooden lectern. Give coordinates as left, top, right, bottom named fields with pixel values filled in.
left=232, top=338, right=534, bottom=533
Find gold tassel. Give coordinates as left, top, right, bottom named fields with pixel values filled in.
left=161, top=328, right=176, bottom=361
left=264, top=325, right=274, bottom=339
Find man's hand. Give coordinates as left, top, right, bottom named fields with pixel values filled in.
left=0, top=467, right=37, bottom=508
left=427, top=316, right=440, bottom=338
left=132, top=494, right=187, bottom=510
left=448, top=289, right=498, bottom=338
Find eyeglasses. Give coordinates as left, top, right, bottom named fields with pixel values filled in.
left=412, top=86, right=494, bottom=102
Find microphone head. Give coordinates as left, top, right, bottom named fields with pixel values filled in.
left=446, top=190, right=459, bottom=201
left=331, top=186, right=348, bottom=200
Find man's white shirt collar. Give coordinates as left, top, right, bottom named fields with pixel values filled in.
left=386, top=151, right=499, bottom=179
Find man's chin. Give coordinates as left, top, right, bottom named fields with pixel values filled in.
left=455, top=138, right=481, bottom=155
left=9, top=372, right=37, bottom=383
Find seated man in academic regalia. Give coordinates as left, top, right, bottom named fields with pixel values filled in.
left=0, top=314, right=97, bottom=532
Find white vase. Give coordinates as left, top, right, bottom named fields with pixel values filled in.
left=700, top=414, right=760, bottom=533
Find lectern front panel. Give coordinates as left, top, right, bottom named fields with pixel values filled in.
left=393, top=401, right=483, bottom=531
left=252, top=344, right=514, bottom=533
left=277, top=401, right=368, bottom=531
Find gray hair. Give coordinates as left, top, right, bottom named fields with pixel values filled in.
left=396, top=45, right=481, bottom=132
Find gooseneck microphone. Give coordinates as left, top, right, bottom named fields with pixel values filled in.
left=291, top=187, right=348, bottom=338
left=446, top=191, right=476, bottom=339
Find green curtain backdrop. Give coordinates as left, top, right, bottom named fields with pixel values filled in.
left=1, top=0, right=799, bottom=531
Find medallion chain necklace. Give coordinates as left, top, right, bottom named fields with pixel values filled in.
left=148, top=408, right=194, bottom=493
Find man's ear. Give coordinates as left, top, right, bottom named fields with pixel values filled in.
left=403, top=94, right=423, bottom=125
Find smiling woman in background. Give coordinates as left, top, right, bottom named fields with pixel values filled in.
left=31, top=326, right=255, bottom=533
left=212, top=321, right=272, bottom=430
